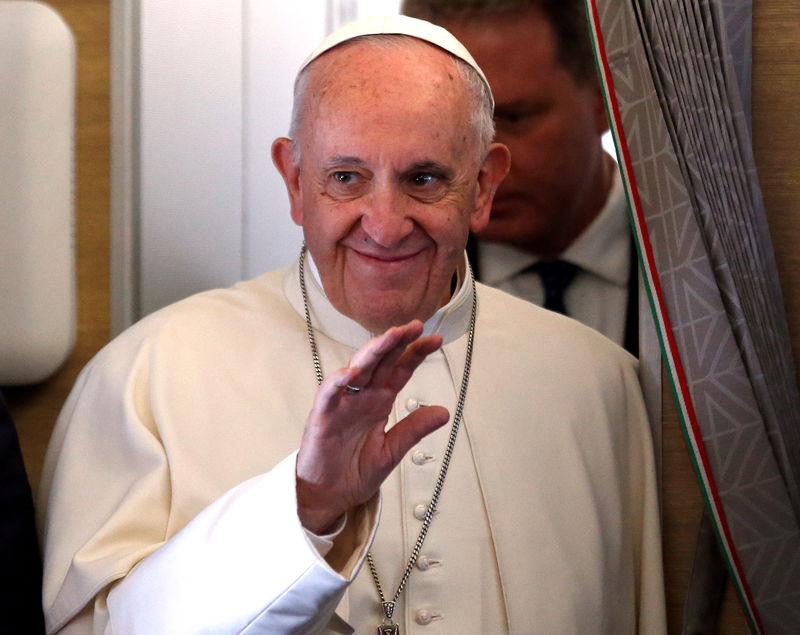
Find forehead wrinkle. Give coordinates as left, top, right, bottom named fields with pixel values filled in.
left=321, top=155, right=368, bottom=169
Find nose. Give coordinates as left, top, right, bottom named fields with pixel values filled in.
left=358, top=185, right=415, bottom=247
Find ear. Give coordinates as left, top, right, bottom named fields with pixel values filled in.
left=589, top=78, right=610, bottom=135
left=469, top=142, right=511, bottom=233
left=271, top=137, right=304, bottom=226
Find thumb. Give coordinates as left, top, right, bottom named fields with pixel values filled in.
left=384, top=406, right=450, bottom=465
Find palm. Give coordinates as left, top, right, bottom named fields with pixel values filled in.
left=296, top=321, right=449, bottom=534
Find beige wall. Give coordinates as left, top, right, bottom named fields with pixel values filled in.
left=753, top=2, right=800, bottom=377
left=4, top=0, right=110, bottom=496
left=4, top=2, right=797, bottom=632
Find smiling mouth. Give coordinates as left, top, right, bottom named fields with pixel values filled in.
left=353, top=249, right=422, bottom=263
left=349, top=247, right=425, bottom=268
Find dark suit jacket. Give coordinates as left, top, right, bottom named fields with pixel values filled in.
left=0, top=391, right=46, bottom=634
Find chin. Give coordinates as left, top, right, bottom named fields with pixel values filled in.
left=354, top=311, right=410, bottom=333
left=352, top=298, right=435, bottom=333
left=477, top=228, right=527, bottom=247
left=340, top=296, right=406, bottom=332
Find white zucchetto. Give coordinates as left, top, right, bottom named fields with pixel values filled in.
left=297, top=14, right=493, bottom=109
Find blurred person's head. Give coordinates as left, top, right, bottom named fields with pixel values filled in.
left=403, top=0, right=614, bottom=257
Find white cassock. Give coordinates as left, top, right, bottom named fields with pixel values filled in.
left=38, top=254, right=666, bottom=634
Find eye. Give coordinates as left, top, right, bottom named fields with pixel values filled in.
left=332, top=171, right=359, bottom=185
left=495, top=111, right=524, bottom=125
left=326, top=169, right=368, bottom=200
left=404, top=169, right=448, bottom=203
left=493, top=104, right=545, bottom=133
left=410, top=173, right=438, bottom=188
left=494, top=111, right=532, bottom=131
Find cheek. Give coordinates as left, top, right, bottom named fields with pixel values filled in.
left=302, top=198, right=356, bottom=239
left=501, top=128, right=553, bottom=173
left=515, top=123, right=582, bottom=177
left=435, top=212, right=472, bottom=253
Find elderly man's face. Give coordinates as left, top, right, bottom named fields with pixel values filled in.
left=273, top=40, right=508, bottom=332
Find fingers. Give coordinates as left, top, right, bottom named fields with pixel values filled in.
left=310, top=319, right=443, bottom=418
left=312, top=365, right=360, bottom=414
left=380, top=332, right=443, bottom=391
left=297, top=322, right=451, bottom=535
left=347, top=321, right=424, bottom=385
left=384, top=406, right=450, bottom=465
left=349, top=320, right=443, bottom=390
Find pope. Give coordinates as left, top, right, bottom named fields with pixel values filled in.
left=39, top=15, right=666, bottom=634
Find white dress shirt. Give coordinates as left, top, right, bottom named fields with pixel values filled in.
left=478, top=169, right=631, bottom=346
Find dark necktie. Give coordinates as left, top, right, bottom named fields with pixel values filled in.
left=529, top=260, right=580, bottom=315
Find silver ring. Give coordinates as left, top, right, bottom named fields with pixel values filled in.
left=344, top=385, right=361, bottom=394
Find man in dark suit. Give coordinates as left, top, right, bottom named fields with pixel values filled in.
left=403, top=0, right=639, bottom=355
left=1, top=391, right=46, bottom=633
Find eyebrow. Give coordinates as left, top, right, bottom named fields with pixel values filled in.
left=494, top=99, right=547, bottom=116
left=494, top=98, right=535, bottom=109
left=321, top=156, right=367, bottom=170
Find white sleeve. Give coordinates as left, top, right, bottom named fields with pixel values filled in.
left=304, top=513, right=349, bottom=558
left=39, top=314, right=378, bottom=635
left=106, top=452, right=378, bottom=634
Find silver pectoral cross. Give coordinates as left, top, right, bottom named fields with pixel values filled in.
left=377, top=601, right=399, bottom=634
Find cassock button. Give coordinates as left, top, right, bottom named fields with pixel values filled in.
left=415, top=609, right=433, bottom=625
left=413, top=504, right=428, bottom=520
left=406, top=397, right=420, bottom=412
left=411, top=450, right=431, bottom=465
left=416, top=555, right=431, bottom=571
left=414, top=609, right=442, bottom=625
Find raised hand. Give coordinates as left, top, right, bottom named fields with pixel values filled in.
left=295, top=320, right=450, bottom=535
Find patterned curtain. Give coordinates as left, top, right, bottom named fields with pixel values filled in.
left=585, top=0, right=800, bottom=632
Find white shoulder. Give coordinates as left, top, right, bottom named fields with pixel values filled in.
left=474, top=282, right=636, bottom=372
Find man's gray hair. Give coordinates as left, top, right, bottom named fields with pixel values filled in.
left=288, top=34, right=495, bottom=166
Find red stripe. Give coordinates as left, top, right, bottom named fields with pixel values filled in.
left=585, top=1, right=763, bottom=631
